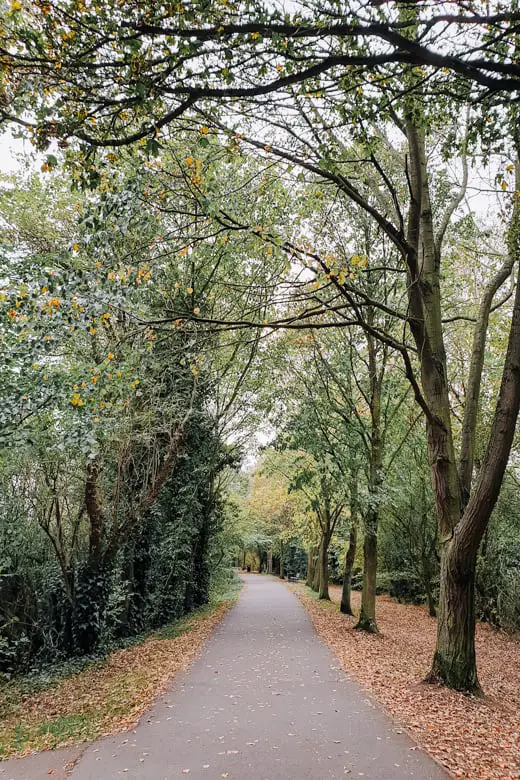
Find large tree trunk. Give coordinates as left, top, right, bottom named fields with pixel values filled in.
left=427, top=548, right=478, bottom=690
left=404, top=105, right=520, bottom=690
left=430, top=222, right=520, bottom=691
left=340, top=520, right=357, bottom=615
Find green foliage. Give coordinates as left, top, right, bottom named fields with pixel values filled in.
left=0, top=160, right=245, bottom=674
left=476, top=476, right=520, bottom=631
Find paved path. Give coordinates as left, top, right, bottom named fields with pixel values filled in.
left=2, top=575, right=448, bottom=780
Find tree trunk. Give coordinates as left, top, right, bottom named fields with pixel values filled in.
left=306, top=547, right=314, bottom=587
left=356, top=525, right=378, bottom=632
left=356, top=323, right=383, bottom=632
left=340, top=521, right=357, bottom=615
left=318, top=536, right=330, bottom=600
left=426, top=548, right=478, bottom=691
left=312, top=548, right=321, bottom=592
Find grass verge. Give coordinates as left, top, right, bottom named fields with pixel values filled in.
left=0, top=581, right=241, bottom=759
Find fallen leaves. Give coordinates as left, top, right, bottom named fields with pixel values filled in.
left=293, top=584, right=520, bottom=780
left=0, top=601, right=233, bottom=759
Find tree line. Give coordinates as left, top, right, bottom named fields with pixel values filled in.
left=1, top=0, right=520, bottom=693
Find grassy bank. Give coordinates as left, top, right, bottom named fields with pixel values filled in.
left=0, top=577, right=242, bottom=759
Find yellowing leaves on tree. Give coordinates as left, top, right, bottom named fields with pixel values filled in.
left=71, top=393, right=84, bottom=407
left=193, top=307, right=200, bottom=315
left=200, top=126, right=209, bottom=135
left=186, top=156, right=194, bottom=166
left=187, top=286, right=193, bottom=294
left=107, top=352, right=114, bottom=360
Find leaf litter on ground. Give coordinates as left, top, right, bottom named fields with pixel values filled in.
left=292, top=584, right=520, bottom=780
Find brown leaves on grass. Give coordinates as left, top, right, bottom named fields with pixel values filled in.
left=0, top=602, right=231, bottom=759
left=293, top=585, right=520, bottom=780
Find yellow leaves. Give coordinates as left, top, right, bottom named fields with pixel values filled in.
left=136, top=264, right=151, bottom=283
left=130, top=379, right=139, bottom=389
left=200, top=126, right=209, bottom=135
left=89, top=326, right=96, bottom=335
left=91, top=376, right=97, bottom=384
left=10, top=0, right=22, bottom=11
left=107, top=352, right=114, bottom=361
left=251, top=31, right=260, bottom=40
left=186, top=286, right=194, bottom=294
left=71, top=393, right=84, bottom=407
left=186, top=156, right=194, bottom=166
left=72, top=243, right=80, bottom=252
left=501, top=180, right=508, bottom=191
left=41, top=162, right=51, bottom=173
left=193, top=307, right=200, bottom=315
left=7, top=308, right=17, bottom=320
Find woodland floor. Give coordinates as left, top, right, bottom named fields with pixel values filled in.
left=293, top=583, right=520, bottom=780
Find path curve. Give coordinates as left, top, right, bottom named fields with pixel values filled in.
left=4, top=575, right=449, bottom=779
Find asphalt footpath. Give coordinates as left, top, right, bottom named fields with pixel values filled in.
left=1, top=574, right=449, bottom=780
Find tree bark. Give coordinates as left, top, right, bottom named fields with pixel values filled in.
left=429, top=181, right=520, bottom=691
left=306, top=547, right=314, bottom=587
left=318, top=535, right=330, bottom=600
left=356, top=324, right=383, bottom=632
left=312, top=547, right=321, bottom=592
left=356, top=523, right=378, bottom=632
left=340, top=520, right=357, bottom=615
left=458, top=257, right=514, bottom=506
